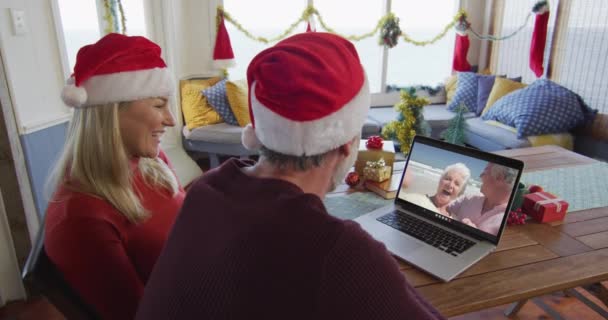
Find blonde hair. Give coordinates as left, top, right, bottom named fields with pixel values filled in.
left=46, top=102, right=179, bottom=223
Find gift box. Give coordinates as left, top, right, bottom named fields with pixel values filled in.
left=522, top=191, right=569, bottom=223
left=355, top=138, right=395, bottom=175
left=363, top=165, right=392, bottom=182
left=362, top=158, right=392, bottom=182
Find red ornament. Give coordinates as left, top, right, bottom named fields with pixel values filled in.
left=345, top=172, right=360, bottom=187
left=528, top=184, right=544, bottom=193
left=507, top=209, right=527, bottom=226
left=366, top=136, right=384, bottom=149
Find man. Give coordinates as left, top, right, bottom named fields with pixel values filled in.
left=136, top=32, right=444, bottom=320
left=447, top=163, right=517, bottom=235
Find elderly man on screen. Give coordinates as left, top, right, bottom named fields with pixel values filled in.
left=447, top=163, right=517, bottom=236
left=136, top=32, right=445, bottom=320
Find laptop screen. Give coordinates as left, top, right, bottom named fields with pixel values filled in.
left=396, top=136, right=522, bottom=242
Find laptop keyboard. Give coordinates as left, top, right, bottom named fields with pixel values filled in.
left=377, top=211, right=475, bottom=256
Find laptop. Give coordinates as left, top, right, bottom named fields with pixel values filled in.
left=354, top=135, right=524, bottom=281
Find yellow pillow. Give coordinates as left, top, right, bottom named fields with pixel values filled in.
left=482, top=77, right=527, bottom=115
left=225, top=80, right=251, bottom=127
left=445, top=75, right=457, bottom=105
left=180, top=78, right=224, bottom=130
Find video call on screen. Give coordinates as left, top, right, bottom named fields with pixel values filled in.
left=398, top=143, right=517, bottom=237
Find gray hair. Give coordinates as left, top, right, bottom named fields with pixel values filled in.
left=490, top=164, right=518, bottom=184
left=259, top=146, right=330, bottom=171
left=441, top=162, right=471, bottom=195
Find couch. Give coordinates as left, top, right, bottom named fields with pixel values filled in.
left=180, top=77, right=608, bottom=167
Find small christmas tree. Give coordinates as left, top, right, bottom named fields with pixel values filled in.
left=382, top=88, right=431, bottom=155
left=441, top=102, right=468, bottom=146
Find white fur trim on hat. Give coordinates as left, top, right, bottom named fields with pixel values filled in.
left=64, top=67, right=173, bottom=108
left=249, top=76, right=370, bottom=156
left=241, top=123, right=262, bottom=151
left=213, top=59, right=236, bottom=70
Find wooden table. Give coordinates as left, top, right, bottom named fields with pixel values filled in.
left=338, top=145, right=608, bottom=317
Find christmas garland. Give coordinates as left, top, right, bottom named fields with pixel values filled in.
left=219, top=5, right=464, bottom=47
left=102, top=0, right=127, bottom=35
left=219, top=4, right=544, bottom=48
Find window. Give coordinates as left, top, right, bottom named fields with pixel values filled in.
left=121, top=0, right=148, bottom=37
left=314, top=1, right=384, bottom=93
left=224, top=0, right=307, bottom=82
left=223, top=0, right=458, bottom=95
left=388, top=1, right=457, bottom=88
left=56, top=0, right=101, bottom=72
left=55, top=0, right=148, bottom=74
left=551, top=0, right=608, bottom=113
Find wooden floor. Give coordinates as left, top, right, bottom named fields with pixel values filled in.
left=1, top=286, right=606, bottom=320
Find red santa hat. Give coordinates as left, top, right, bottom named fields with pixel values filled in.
left=242, top=32, right=370, bottom=156
left=61, top=33, right=173, bottom=108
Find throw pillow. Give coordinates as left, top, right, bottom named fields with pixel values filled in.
left=477, top=75, right=519, bottom=116
left=481, top=77, right=527, bottom=115
left=225, top=80, right=251, bottom=127
left=447, top=72, right=478, bottom=112
left=445, top=75, right=457, bottom=105
left=202, top=79, right=240, bottom=126
left=482, top=79, right=596, bottom=138
left=180, top=78, right=224, bottom=130
left=476, top=75, right=497, bottom=116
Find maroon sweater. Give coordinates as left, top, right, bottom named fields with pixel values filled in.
left=136, top=159, right=444, bottom=319
left=45, top=151, right=185, bottom=320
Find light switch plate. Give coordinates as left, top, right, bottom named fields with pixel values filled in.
left=10, top=9, right=27, bottom=36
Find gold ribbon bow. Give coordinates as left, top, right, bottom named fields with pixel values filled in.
left=366, top=158, right=386, bottom=169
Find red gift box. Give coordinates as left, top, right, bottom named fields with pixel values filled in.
left=522, top=191, right=569, bottom=223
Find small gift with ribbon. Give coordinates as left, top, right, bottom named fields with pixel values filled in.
left=522, top=191, right=569, bottom=223
left=355, top=138, right=395, bottom=175
left=363, top=158, right=392, bottom=183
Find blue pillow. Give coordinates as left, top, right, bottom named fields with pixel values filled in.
left=447, top=72, right=478, bottom=112
left=201, top=79, right=239, bottom=126
left=476, top=75, right=496, bottom=116
left=476, top=75, right=520, bottom=116
left=482, top=79, right=597, bottom=138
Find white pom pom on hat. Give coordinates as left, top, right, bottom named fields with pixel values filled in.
left=61, top=77, right=88, bottom=108
left=241, top=124, right=262, bottom=151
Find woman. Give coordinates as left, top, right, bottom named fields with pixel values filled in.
left=45, top=33, right=185, bottom=320
left=403, top=163, right=470, bottom=216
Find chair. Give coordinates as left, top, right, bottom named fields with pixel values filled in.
left=22, top=227, right=100, bottom=320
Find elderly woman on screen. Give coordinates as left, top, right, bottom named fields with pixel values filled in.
left=403, top=163, right=471, bottom=216
left=44, top=33, right=186, bottom=320
left=447, top=163, right=518, bottom=236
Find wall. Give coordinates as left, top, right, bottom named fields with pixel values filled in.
left=20, top=123, right=67, bottom=216
left=0, top=0, right=70, bottom=239
left=0, top=1, right=70, bottom=134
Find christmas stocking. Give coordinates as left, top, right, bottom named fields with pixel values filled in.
left=530, top=2, right=550, bottom=77
left=453, top=33, right=471, bottom=72
left=452, top=18, right=471, bottom=72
